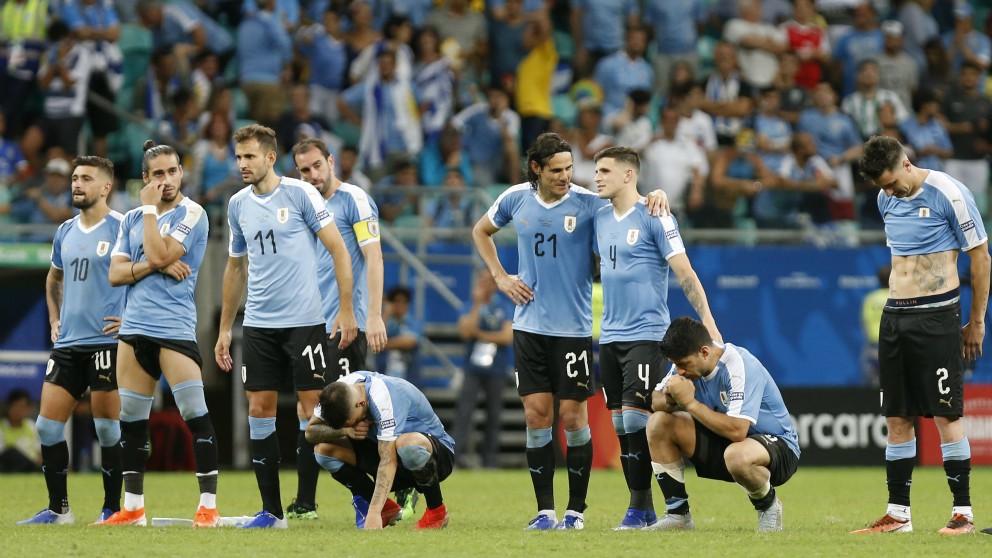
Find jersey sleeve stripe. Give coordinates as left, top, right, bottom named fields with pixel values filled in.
left=368, top=377, right=397, bottom=441
left=722, top=346, right=755, bottom=422
left=931, top=173, right=988, bottom=251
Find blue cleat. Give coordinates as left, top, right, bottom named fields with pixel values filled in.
left=351, top=495, right=402, bottom=528
left=17, top=509, right=74, bottom=525
left=92, top=508, right=116, bottom=525
left=524, top=513, right=558, bottom=530
left=555, top=512, right=584, bottom=530
left=614, top=508, right=655, bottom=530
left=237, top=511, right=288, bottom=529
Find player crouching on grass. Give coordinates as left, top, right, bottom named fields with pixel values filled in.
left=306, top=371, right=454, bottom=530
left=645, top=317, right=800, bottom=532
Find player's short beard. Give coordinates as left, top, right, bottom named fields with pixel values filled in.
left=71, top=195, right=96, bottom=210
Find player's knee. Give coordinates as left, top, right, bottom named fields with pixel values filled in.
left=36, top=416, right=67, bottom=446
left=523, top=408, right=553, bottom=429
left=646, top=411, right=673, bottom=439
left=247, top=416, right=277, bottom=440
left=397, top=444, right=432, bottom=470
left=723, top=443, right=751, bottom=473
left=612, top=412, right=625, bottom=436
left=93, top=417, right=121, bottom=446
left=622, top=409, right=649, bottom=434
left=119, top=389, right=154, bottom=422
left=314, top=453, right=344, bottom=473
left=172, top=380, right=209, bottom=420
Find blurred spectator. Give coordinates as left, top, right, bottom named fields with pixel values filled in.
left=451, top=269, right=513, bottom=469
left=190, top=49, right=223, bottom=114
left=841, top=59, right=910, bottom=140
left=942, top=62, right=990, bottom=213
left=899, top=87, right=953, bottom=172
left=567, top=99, right=612, bottom=189
left=296, top=8, right=347, bottom=123
left=514, top=9, right=555, bottom=149
left=337, top=144, right=373, bottom=192
left=896, top=0, right=939, bottom=72
left=426, top=167, right=475, bottom=228
left=644, top=0, right=706, bottom=97
left=642, top=106, right=707, bottom=212
left=155, top=86, right=200, bottom=148
left=877, top=20, right=919, bottom=111
left=420, top=124, right=473, bottom=186
left=62, top=0, right=124, bottom=160
left=349, top=15, right=414, bottom=85
left=0, top=389, right=41, bottom=473
left=779, top=0, right=830, bottom=90
left=132, top=48, right=185, bottom=120
left=389, top=0, right=434, bottom=30
left=942, top=3, right=990, bottom=74
left=860, top=265, right=891, bottom=386
left=490, top=0, right=546, bottom=21
left=921, top=37, right=954, bottom=101
left=760, top=131, right=836, bottom=228
left=774, top=52, right=809, bottom=124
left=754, top=87, right=793, bottom=173
left=593, top=25, right=652, bottom=125
left=240, top=0, right=299, bottom=30
left=0, top=0, right=49, bottom=136
left=488, top=0, right=528, bottom=90
left=796, top=82, right=862, bottom=221
left=451, top=84, right=521, bottom=186
left=275, top=84, right=332, bottom=156
left=671, top=83, right=718, bottom=157
left=569, top=0, right=639, bottom=77
left=196, top=83, right=235, bottom=129
left=699, top=41, right=755, bottom=146
left=700, top=130, right=770, bottom=228
left=425, top=0, right=487, bottom=80
left=0, top=112, right=29, bottom=187
left=377, top=157, right=419, bottom=223
left=11, top=156, right=76, bottom=225
left=723, top=0, right=787, bottom=88
left=610, top=89, right=653, bottom=152
left=713, top=0, right=793, bottom=24
left=376, top=285, right=422, bottom=385
left=832, top=1, right=883, bottom=97
left=343, top=1, right=382, bottom=66
left=412, top=25, right=454, bottom=146
left=236, top=0, right=292, bottom=126
left=190, top=111, right=239, bottom=217
left=137, top=0, right=234, bottom=66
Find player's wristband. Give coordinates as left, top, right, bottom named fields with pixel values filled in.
left=141, top=205, right=156, bottom=216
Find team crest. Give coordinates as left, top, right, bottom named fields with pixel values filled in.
left=96, top=240, right=110, bottom=257
left=626, top=228, right=639, bottom=245
left=368, top=221, right=379, bottom=237
left=159, top=223, right=170, bottom=236
left=564, top=215, right=576, bottom=233
left=919, top=207, right=930, bottom=218
left=277, top=207, right=289, bottom=224
left=720, top=391, right=728, bottom=407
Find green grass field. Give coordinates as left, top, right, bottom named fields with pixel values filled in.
left=1, top=467, right=989, bottom=557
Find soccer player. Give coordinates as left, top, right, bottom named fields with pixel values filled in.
left=214, top=124, right=358, bottom=529
left=286, top=137, right=387, bottom=520
left=17, top=156, right=125, bottom=526
left=102, top=141, right=219, bottom=527
left=852, top=135, right=989, bottom=535
left=472, top=133, right=668, bottom=530
left=646, top=317, right=800, bottom=532
left=305, top=371, right=454, bottom=530
left=592, top=147, right=722, bottom=530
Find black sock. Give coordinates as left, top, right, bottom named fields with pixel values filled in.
left=626, top=428, right=653, bottom=511
left=565, top=440, right=592, bottom=513
left=526, top=442, right=555, bottom=511
left=41, top=442, right=69, bottom=513
left=99, top=443, right=122, bottom=511
left=250, top=433, right=282, bottom=518
left=120, top=420, right=149, bottom=501
left=750, top=486, right=777, bottom=511
left=886, top=457, right=914, bottom=507
left=422, top=483, right=444, bottom=510
left=943, top=458, right=971, bottom=507
left=185, top=414, right=219, bottom=496
left=330, top=463, right=375, bottom=499
left=655, top=472, right=689, bottom=515
left=295, top=430, right=319, bottom=505
left=618, top=434, right=630, bottom=486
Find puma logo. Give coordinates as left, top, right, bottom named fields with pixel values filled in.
left=196, top=437, right=214, bottom=445
left=625, top=452, right=642, bottom=461
left=101, top=467, right=114, bottom=476
left=635, top=392, right=649, bottom=402
left=97, top=372, right=112, bottom=382
left=940, top=397, right=953, bottom=407
left=568, top=467, right=584, bottom=476
left=947, top=474, right=961, bottom=483
left=528, top=467, right=544, bottom=475
left=313, top=372, right=326, bottom=381
left=252, top=458, right=267, bottom=466
left=576, top=381, right=590, bottom=389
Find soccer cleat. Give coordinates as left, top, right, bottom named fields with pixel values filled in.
left=642, top=512, right=695, bottom=531
left=17, top=508, right=75, bottom=525
left=238, top=511, right=288, bottom=529
left=99, top=508, right=147, bottom=526
left=851, top=514, right=912, bottom=534
left=414, top=504, right=449, bottom=530
left=351, top=496, right=403, bottom=528
left=91, top=508, right=116, bottom=525
left=555, top=512, right=584, bottom=530
left=192, top=506, right=221, bottom=528
left=937, top=514, right=974, bottom=535
left=613, top=508, right=656, bottom=530
left=395, top=487, right=419, bottom=521
left=757, top=498, right=783, bottom=532
left=285, top=500, right=318, bottom=520
left=524, top=513, right=558, bottom=530
left=981, top=526, right=992, bottom=535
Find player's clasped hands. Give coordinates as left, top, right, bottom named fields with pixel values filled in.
left=496, top=273, right=534, bottom=306
left=161, top=260, right=192, bottom=281
left=666, top=376, right=696, bottom=408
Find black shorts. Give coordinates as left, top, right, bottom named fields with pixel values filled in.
left=45, top=345, right=118, bottom=399
left=690, top=421, right=799, bottom=487
left=513, top=331, right=595, bottom=400
left=118, top=334, right=202, bottom=381
left=600, top=341, right=665, bottom=411
left=243, top=325, right=330, bottom=392
left=351, top=434, right=455, bottom=491
left=328, top=331, right=368, bottom=379
left=879, top=304, right=963, bottom=418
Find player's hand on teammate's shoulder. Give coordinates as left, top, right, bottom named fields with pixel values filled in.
left=643, top=189, right=670, bottom=217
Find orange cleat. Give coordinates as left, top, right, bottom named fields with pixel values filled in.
left=851, top=514, right=912, bottom=534
left=193, top=506, right=221, bottom=528
left=937, top=514, right=974, bottom=535
left=100, top=508, right=147, bottom=526
left=414, top=504, right=449, bottom=530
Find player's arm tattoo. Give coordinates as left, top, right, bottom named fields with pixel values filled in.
left=680, top=277, right=709, bottom=319
left=374, top=440, right=396, bottom=495
left=304, top=422, right=348, bottom=444
left=912, top=253, right=948, bottom=293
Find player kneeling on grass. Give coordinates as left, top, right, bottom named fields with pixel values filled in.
left=645, top=317, right=800, bottom=532
left=306, top=371, right=454, bottom=530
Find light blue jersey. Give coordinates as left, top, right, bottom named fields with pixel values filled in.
left=112, top=198, right=208, bottom=341
left=595, top=202, right=685, bottom=344
left=228, top=177, right=332, bottom=328
left=878, top=170, right=988, bottom=257
left=51, top=212, right=125, bottom=348
left=487, top=183, right=602, bottom=337
left=315, top=183, right=379, bottom=333
left=336, top=371, right=454, bottom=453
left=657, top=343, right=800, bottom=458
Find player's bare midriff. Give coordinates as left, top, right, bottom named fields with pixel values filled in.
left=889, top=249, right=960, bottom=299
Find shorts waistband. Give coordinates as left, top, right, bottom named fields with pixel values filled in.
left=885, top=288, right=960, bottom=310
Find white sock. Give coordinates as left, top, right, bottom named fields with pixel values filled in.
left=651, top=461, right=685, bottom=483
left=746, top=480, right=771, bottom=500
left=564, top=510, right=584, bottom=519
left=199, top=492, right=216, bottom=509
left=538, top=509, right=556, bottom=520
left=123, top=492, right=144, bottom=512
left=886, top=504, right=910, bottom=521
left=952, top=506, right=973, bottom=521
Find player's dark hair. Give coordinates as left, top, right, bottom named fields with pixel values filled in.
left=72, top=156, right=115, bottom=181
left=233, top=123, right=279, bottom=156
left=594, top=146, right=639, bottom=174
left=141, top=140, right=180, bottom=175
left=857, top=135, right=906, bottom=181
left=659, top=317, right=713, bottom=361
left=386, top=285, right=412, bottom=303
left=317, top=382, right=353, bottom=429
left=292, top=138, right=331, bottom=160
left=525, top=133, right=571, bottom=188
